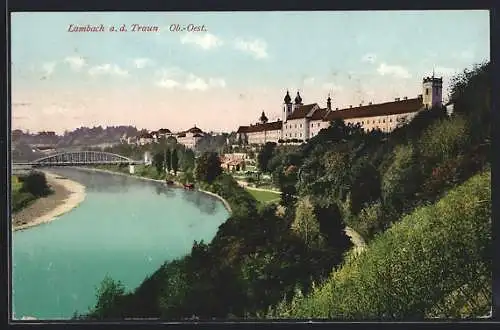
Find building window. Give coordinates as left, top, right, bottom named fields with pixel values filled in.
left=426, top=88, right=429, bottom=95
left=295, top=124, right=297, bottom=128
left=390, top=119, right=392, bottom=122
left=300, top=124, right=302, bottom=128
left=383, top=119, right=385, bottom=123
left=300, top=133, right=302, bottom=137
left=318, top=123, right=320, bottom=127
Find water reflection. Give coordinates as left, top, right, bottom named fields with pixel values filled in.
left=45, top=167, right=220, bottom=215
left=181, top=190, right=218, bottom=215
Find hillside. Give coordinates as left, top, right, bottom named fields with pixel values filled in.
left=78, top=62, right=491, bottom=320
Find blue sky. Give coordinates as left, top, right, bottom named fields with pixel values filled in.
left=11, top=10, right=490, bottom=133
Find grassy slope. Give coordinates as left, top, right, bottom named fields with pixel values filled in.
left=269, top=170, right=491, bottom=319
left=245, top=188, right=281, bottom=203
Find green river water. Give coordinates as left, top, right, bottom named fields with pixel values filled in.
left=12, top=167, right=230, bottom=320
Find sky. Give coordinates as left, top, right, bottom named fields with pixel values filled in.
left=11, top=11, right=490, bottom=134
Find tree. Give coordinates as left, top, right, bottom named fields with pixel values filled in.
left=181, top=149, right=196, bottom=172
left=195, top=152, right=223, bottom=184
left=91, top=276, right=126, bottom=319
left=19, top=171, right=51, bottom=197
left=257, top=142, right=277, bottom=173
left=153, top=152, right=164, bottom=175
left=291, top=197, right=324, bottom=249
left=171, top=149, right=179, bottom=175
left=165, top=149, right=172, bottom=173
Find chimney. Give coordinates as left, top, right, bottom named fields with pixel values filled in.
left=403, top=96, right=408, bottom=100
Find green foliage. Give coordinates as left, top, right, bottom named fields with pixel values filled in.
left=153, top=152, right=165, bottom=175
left=89, top=276, right=127, bottom=319
left=291, top=197, right=324, bottom=249
left=171, top=149, right=179, bottom=175
left=381, top=144, right=421, bottom=215
left=257, top=142, right=277, bottom=173
left=19, top=170, right=51, bottom=197
left=12, top=191, right=36, bottom=213
left=194, top=152, right=223, bottom=184
left=418, top=116, right=470, bottom=165
left=165, top=149, right=172, bottom=172
left=269, top=171, right=491, bottom=319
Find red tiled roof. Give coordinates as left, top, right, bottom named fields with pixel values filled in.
left=187, top=126, right=203, bottom=133
left=324, top=98, right=424, bottom=121
left=139, top=133, right=153, bottom=138
left=241, top=121, right=282, bottom=133
left=287, top=103, right=318, bottom=120
left=310, top=108, right=328, bottom=120
left=237, top=126, right=249, bottom=133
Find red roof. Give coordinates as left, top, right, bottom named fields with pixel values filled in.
left=238, top=121, right=282, bottom=133
left=187, top=126, right=203, bottom=134
left=139, top=133, right=153, bottom=138
left=310, top=107, right=328, bottom=120
left=324, top=97, right=424, bottom=121
left=237, top=126, right=249, bottom=133
left=287, top=103, right=319, bottom=120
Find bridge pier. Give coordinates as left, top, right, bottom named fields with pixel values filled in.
left=129, top=164, right=135, bottom=174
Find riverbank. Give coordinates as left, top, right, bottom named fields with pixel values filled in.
left=73, top=167, right=233, bottom=214
left=12, top=171, right=86, bottom=232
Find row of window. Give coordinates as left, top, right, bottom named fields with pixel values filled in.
left=284, top=132, right=303, bottom=138
left=285, top=123, right=302, bottom=129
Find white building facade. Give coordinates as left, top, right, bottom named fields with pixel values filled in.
left=236, top=75, right=443, bottom=144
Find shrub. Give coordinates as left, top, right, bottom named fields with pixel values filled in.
left=19, top=171, right=51, bottom=197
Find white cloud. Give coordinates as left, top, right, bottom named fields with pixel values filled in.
left=64, top=56, right=86, bottom=71
left=155, top=67, right=225, bottom=91
left=361, top=53, right=377, bottom=64
left=303, top=77, right=315, bottom=86
left=377, top=63, right=412, bottom=79
left=234, top=38, right=269, bottom=59
left=180, top=33, right=223, bottom=50
left=133, top=58, right=153, bottom=69
left=156, top=79, right=180, bottom=89
left=42, top=62, right=56, bottom=76
left=208, top=78, right=226, bottom=88
left=88, top=64, right=129, bottom=77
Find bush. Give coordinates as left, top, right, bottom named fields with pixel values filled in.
left=19, top=171, right=51, bottom=197
left=12, top=191, right=36, bottom=213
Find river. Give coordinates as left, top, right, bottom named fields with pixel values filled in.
left=12, top=167, right=230, bottom=320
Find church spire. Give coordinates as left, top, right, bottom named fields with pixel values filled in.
left=284, top=90, right=291, bottom=104
left=294, top=90, right=302, bottom=104
left=259, top=111, right=268, bottom=124
left=327, top=93, right=332, bottom=110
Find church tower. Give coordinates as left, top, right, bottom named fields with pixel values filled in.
left=422, top=71, right=443, bottom=109
left=326, top=93, right=332, bottom=111
left=283, top=90, right=293, bottom=122
left=293, top=90, right=303, bottom=113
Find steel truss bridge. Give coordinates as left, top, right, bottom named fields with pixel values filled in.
left=13, top=151, right=143, bottom=167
